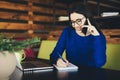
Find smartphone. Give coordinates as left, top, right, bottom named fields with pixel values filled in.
left=82, top=27, right=88, bottom=35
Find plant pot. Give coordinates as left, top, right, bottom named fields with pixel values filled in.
left=0, top=51, right=16, bottom=80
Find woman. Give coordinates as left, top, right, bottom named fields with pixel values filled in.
left=50, top=4, right=106, bottom=68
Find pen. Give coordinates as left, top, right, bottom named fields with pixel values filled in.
left=57, top=52, right=66, bottom=63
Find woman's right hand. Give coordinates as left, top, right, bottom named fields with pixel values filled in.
left=56, top=58, right=69, bottom=67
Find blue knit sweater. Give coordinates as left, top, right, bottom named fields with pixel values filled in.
left=50, top=26, right=106, bottom=68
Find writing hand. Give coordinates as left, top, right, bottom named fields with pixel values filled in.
left=57, top=58, right=69, bottom=67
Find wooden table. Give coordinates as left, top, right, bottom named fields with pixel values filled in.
left=10, top=65, right=120, bottom=80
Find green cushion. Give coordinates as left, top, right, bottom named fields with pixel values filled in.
left=37, top=40, right=66, bottom=60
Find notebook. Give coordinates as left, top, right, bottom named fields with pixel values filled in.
left=15, top=54, right=53, bottom=72
left=53, top=63, right=78, bottom=72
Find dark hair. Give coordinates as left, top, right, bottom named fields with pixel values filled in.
left=68, top=4, right=102, bottom=33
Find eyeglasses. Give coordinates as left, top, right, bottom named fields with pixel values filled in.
left=71, top=17, right=85, bottom=27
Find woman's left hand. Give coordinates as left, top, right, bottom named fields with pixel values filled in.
left=86, top=19, right=100, bottom=36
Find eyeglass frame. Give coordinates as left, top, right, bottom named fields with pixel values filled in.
left=70, top=17, right=85, bottom=27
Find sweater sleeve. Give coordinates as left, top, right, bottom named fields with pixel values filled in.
left=92, top=33, right=106, bottom=68
left=50, top=27, right=68, bottom=65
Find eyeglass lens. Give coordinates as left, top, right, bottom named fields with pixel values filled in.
left=71, top=17, right=84, bottom=26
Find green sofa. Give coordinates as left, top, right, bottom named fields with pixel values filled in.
left=102, top=43, right=120, bottom=70
left=37, top=40, right=120, bottom=71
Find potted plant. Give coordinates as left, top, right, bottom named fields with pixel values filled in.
left=0, top=33, right=40, bottom=80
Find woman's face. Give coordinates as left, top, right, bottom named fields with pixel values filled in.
left=70, top=12, right=86, bottom=31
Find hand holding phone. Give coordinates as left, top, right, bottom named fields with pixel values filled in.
left=82, top=19, right=100, bottom=36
